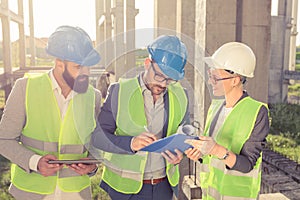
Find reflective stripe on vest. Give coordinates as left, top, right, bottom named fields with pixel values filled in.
left=210, top=158, right=261, bottom=178
left=11, top=73, right=96, bottom=194
left=204, top=186, right=257, bottom=200
left=102, top=77, right=187, bottom=194
left=21, top=135, right=88, bottom=154
left=201, top=97, right=266, bottom=199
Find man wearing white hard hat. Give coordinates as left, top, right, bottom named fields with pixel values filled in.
left=185, top=42, right=270, bottom=199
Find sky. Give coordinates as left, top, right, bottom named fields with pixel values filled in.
left=7, top=0, right=154, bottom=47
left=4, top=0, right=300, bottom=46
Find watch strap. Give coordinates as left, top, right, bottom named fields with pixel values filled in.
left=219, top=148, right=229, bottom=160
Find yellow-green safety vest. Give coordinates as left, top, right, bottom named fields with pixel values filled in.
left=11, top=73, right=96, bottom=194
left=102, top=77, right=188, bottom=194
left=200, top=97, right=268, bottom=200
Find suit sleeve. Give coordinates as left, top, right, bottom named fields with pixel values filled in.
left=0, top=78, right=36, bottom=172
left=230, top=105, right=269, bottom=172
left=91, top=83, right=134, bottom=153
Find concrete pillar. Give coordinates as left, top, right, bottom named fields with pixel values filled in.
left=269, top=0, right=293, bottom=103
left=126, top=0, right=139, bottom=72
left=95, top=0, right=108, bottom=69
left=95, top=0, right=104, bottom=49
left=280, top=0, right=291, bottom=103
left=176, top=2, right=197, bottom=200
left=111, top=0, right=125, bottom=79
left=95, top=0, right=114, bottom=69
left=28, top=0, right=36, bottom=67
left=289, top=0, right=298, bottom=74
left=18, top=0, right=26, bottom=69
left=1, top=0, right=12, bottom=74
left=177, top=0, right=196, bottom=108
left=105, top=0, right=113, bottom=69
left=241, top=0, right=271, bottom=103
left=154, top=0, right=177, bottom=36
left=1, top=0, right=13, bottom=100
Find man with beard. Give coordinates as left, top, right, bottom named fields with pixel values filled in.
left=92, top=35, right=190, bottom=200
left=0, top=25, right=130, bottom=200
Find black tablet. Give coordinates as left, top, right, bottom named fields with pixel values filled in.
left=48, top=159, right=102, bottom=164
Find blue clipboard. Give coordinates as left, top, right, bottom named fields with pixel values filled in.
left=140, top=133, right=198, bottom=154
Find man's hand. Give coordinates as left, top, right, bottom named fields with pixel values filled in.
left=185, top=136, right=217, bottom=155
left=37, top=154, right=63, bottom=177
left=131, top=132, right=157, bottom=151
left=161, top=149, right=183, bottom=165
left=67, top=158, right=97, bottom=175
left=185, top=148, right=203, bottom=161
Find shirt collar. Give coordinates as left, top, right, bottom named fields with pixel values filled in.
left=49, top=70, right=76, bottom=98
left=139, top=73, right=148, bottom=93
left=49, top=70, right=60, bottom=91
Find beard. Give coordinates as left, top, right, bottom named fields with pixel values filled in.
left=62, top=67, right=89, bottom=93
left=147, top=83, right=166, bottom=96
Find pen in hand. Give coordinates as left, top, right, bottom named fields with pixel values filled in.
left=131, top=126, right=157, bottom=151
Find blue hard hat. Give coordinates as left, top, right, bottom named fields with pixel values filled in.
left=147, top=35, right=187, bottom=80
left=46, top=25, right=100, bottom=66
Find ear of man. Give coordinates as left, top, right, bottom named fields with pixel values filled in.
left=144, top=58, right=151, bottom=70
left=55, top=59, right=65, bottom=71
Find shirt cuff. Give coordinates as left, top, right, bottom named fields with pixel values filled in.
left=87, top=166, right=99, bottom=177
left=29, top=154, right=42, bottom=172
left=130, top=137, right=137, bottom=153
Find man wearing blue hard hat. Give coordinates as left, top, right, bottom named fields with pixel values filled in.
left=92, top=35, right=190, bottom=200
left=0, top=25, right=129, bottom=200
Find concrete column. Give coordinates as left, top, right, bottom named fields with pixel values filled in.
left=154, top=0, right=177, bottom=36
left=95, top=0, right=109, bottom=68
left=105, top=0, right=113, bottom=69
left=126, top=0, right=139, bottom=73
left=176, top=2, right=197, bottom=200
left=281, top=0, right=292, bottom=102
left=18, top=0, right=26, bottom=69
left=289, top=0, right=298, bottom=74
left=95, top=0, right=114, bottom=69
left=111, top=0, right=125, bottom=79
left=181, top=1, right=210, bottom=199
left=270, top=0, right=292, bottom=103
left=241, top=0, right=271, bottom=103
left=1, top=0, right=12, bottom=100
left=1, top=0, right=12, bottom=74
left=28, top=0, right=36, bottom=66
left=95, top=0, right=105, bottom=48
left=177, top=0, right=196, bottom=107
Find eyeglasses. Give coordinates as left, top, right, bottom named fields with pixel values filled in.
left=151, top=62, right=177, bottom=85
left=207, top=70, right=236, bottom=84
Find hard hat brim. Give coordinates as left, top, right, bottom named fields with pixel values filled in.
left=157, top=62, right=185, bottom=80
left=81, top=49, right=101, bottom=66
left=203, top=56, right=254, bottom=78
left=203, top=56, right=223, bottom=70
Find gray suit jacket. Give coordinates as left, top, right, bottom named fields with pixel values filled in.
left=0, top=76, right=102, bottom=172
left=0, top=73, right=129, bottom=199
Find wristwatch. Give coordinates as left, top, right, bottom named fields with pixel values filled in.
left=219, top=149, right=230, bottom=160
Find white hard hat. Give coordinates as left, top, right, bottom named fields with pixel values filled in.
left=204, top=42, right=256, bottom=78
